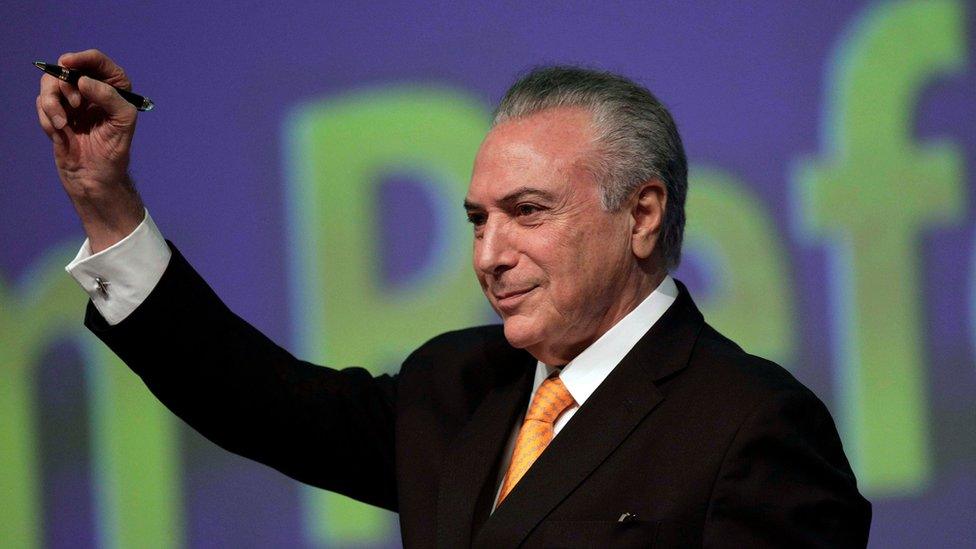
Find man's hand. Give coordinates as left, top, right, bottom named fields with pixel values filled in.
left=36, top=49, right=145, bottom=253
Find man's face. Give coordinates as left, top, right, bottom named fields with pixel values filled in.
left=464, top=107, right=643, bottom=364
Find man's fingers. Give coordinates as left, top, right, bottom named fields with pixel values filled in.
left=36, top=95, right=65, bottom=145
left=58, top=49, right=130, bottom=90
left=77, top=76, right=136, bottom=121
left=39, top=73, right=67, bottom=116
left=58, top=79, right=81, bottom=109
left=36, top=96, right=58, bottom=137
left=36, top=85, right=68, bottom=130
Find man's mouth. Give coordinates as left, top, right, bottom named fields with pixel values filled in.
left=492, top=286, right=537, bottom=309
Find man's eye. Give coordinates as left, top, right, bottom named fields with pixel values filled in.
left=515, top=203, right=542, bottom=217
left=467, top=213, right=486, bottom=226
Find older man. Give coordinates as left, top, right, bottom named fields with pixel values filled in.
left=38, top=50, right=871, bottom=547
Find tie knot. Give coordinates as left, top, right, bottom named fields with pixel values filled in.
left=524, top=375, right=575, bottom=423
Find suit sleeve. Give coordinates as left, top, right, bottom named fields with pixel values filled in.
left=84, top=242, right=399, bottom=511
left=702, top=387, right=872, bottom=548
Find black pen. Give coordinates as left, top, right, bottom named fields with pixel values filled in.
left=33, top=60, right=155, bottom=112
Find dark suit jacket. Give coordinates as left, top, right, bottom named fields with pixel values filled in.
left=85, top=243, right=871, bottom=547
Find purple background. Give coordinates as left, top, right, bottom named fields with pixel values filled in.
left=2, top=1, right=974, bottom=547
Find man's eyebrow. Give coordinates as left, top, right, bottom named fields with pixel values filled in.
left=463, top=187, right=558, bottom=211
left=500, top=187, right=558, bottom=205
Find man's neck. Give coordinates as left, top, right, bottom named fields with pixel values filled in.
left=534, top=269, right=670, bottom=366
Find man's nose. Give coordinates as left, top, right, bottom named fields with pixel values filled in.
left=474, top=218, right=518, bottom=277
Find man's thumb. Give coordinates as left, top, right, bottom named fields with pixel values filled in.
left=77, top=76, right=134, bottom=118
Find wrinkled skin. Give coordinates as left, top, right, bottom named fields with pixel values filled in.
left=464, top=106, right=667, bottom=365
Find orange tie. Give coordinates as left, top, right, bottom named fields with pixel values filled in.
left=497, top=374, right=576, bottom=504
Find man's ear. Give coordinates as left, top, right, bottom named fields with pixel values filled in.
left=631, top=179, right=667, bottom=260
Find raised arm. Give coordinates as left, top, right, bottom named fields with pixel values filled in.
left=38, top=50, right=400, bottom=511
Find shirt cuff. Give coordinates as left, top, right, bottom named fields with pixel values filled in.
left=65, top=209, right=172, bottom=326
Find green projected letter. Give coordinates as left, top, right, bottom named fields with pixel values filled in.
left=0, top=248, right=78, bottom=549
left=285, top=87, right=489, bottom=545
left=794, top=0, right=966, bottom=494
left=0, top=246, right=181, bottom=548
left=84, top=339, right=183, bottom=549
left=684, top=166, right=794, bottom=365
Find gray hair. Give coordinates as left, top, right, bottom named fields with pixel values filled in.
left=492, top=66, right=688, bottom=271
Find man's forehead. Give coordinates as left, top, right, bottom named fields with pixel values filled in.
left=466, top=107, right=596, bottom=204
left=465, top=153, right=580, bottom=207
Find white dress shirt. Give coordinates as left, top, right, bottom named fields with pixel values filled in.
left=491, top=275, right=678, bottom=510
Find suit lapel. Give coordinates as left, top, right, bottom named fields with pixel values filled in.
left=436, top=342, right=536, bottom=549
left=473, top=282, right=705, bottom=548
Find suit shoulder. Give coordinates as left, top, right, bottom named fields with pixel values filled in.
left=415, top=324, right=506, bottom=349
left=405, top=325, right=506, bottom=362
left=397, top=324, right=527, bottom=419
left=681, top=322, right=860, bottom=483
left=687, top=322, right=826, bottom=414
left=399, top=324, right=518, bottom=377
left=695, top=330, right=871, bottom=546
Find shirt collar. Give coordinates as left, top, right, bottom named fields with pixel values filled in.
left=535, top=275, right=679, bottom=407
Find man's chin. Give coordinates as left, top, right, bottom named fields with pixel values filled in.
left=501, top=317, right=543, bottom=350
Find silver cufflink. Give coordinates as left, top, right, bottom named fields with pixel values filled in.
left=94, top=276, right=110, bottom=297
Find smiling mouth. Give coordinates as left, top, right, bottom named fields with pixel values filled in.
left=492, top=286, right=537, bottom=309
